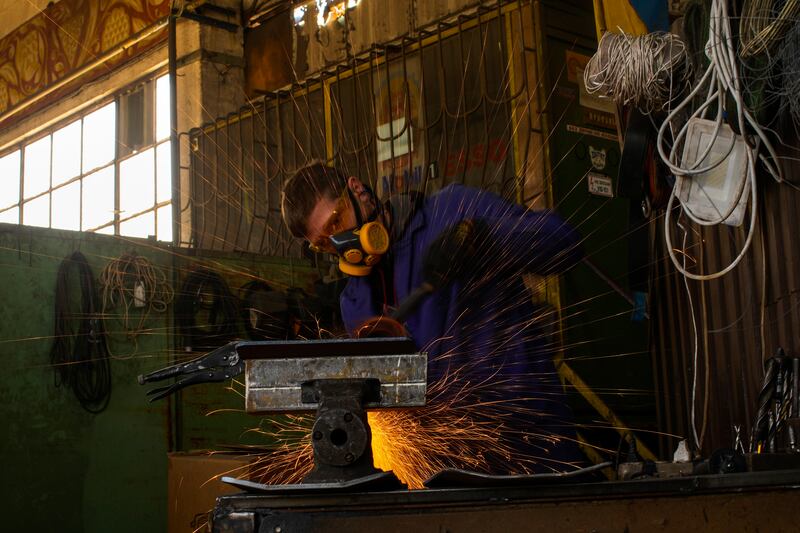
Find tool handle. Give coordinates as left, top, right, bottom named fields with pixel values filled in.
left=138, top=364, right=184, bottom=385
left=391, top=282, right=434, bottom=323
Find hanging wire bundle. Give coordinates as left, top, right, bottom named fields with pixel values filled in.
left=584, top=31, right=692, bottom=114
left=99, top=253, right=174, bottom=345
left=50, top=251, right=111, bottom=413
left=777, top=14, right=800, bottom=131
left=657, top=0, right=788, bottom=281
left=740, top=0, right=800, bottom=58
left=175, top=268, right=240, bottom=352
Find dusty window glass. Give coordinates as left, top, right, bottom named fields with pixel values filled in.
left=23, top=194, right=49, bottom=228
left=83, top=102, right=116, bottom=173
left=24, top=136, right=51, bottom=199
left=120, top=211, right=155, bottom=239
left=52, top=120, right=82, bottom=186
left=51, top=180, right=81, bottom=231
left=120, top=147, right=155, bottom=218
left=156, top=204, right=172, bottom=242
left=82, top=166, right=115, bottom=230
left=156, top=74, right=171, bottom=142
left=0, top=150, right=20, bottom=211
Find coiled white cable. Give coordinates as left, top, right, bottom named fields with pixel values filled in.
left=584, top=31, right=691, bottom=114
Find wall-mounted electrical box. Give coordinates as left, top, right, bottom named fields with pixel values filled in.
left=678, top=118, right=749, bottom=227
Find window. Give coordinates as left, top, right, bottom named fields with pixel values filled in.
left=292, top=0, right=362, bottom=27
left=0, top=73, right=173, bottom=241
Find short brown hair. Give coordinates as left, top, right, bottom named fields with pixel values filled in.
left=281, top=162, right=348, bottom=238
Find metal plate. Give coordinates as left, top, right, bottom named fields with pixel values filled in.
left=235, top=338, right=418, bottom=360
left=423, top=462, right=611, bottom=488
left=220, top=471, right=405, bottom=494
left=245, top=352, right=427, bottom=413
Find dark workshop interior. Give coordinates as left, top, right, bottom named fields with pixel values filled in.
left=3, top=0, right=800, bottom=531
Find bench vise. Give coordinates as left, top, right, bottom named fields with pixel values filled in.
left=139, top=338, right=427, bottom=488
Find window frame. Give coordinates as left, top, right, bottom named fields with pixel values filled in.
left=0, top=70, right=173, bottom=241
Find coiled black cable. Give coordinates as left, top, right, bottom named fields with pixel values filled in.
left=239, top=280, right=289, bottom=340
left=175, top=268, right=240, bottom=352
left=50, top=251, right=111, bottom=413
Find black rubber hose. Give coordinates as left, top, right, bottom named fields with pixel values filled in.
left=50, top=251, right=111, bottom=413
left=175, top=268, right=239, bottom=352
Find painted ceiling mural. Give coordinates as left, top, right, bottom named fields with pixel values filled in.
left=0, top=0, right=170, bottom=124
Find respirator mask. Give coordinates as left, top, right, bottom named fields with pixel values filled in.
left=313, top=187, right=390, bottom=277
left=330, top=219, right=390, bottom=276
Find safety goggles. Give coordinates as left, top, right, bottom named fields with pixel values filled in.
left=307, top=188, right=352, bottom=254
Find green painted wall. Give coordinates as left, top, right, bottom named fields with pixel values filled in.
left=0, top=224, right=172, bottom=532
left=170, top=250, right=322, bottom=451
left=0, top=223, right=321, bottom=532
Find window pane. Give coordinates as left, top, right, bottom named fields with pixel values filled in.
left=120, top=211, right=154, bottom=238
left=0, top=207, right=18, bottom=224
left=23, top=194, right=49, bottom=227
left=83, top=102, right=116, bottom=172
left=156, top=204, right=172, bottom=242
left=51, top=181, right=81, bottom=231
left=52, top=120, right=82, bottom=186
left=0, top=150, right=20, bottom=210
left=156, top=74, right=171, bottom=141
left=156, top=141, right=171, bottom=203
left=24, top=136, right=51, bottom=199
left=82, top=166, right=115, bottom=230
left=120, top=148, right=154, bottom=216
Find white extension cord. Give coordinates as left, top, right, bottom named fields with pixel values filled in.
left=657, top=0, right=783, bottom=281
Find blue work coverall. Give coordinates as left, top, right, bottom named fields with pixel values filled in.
left=340, top=184, right=584, bottom=473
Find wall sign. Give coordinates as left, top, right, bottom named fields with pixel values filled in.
left=588, top=172, right=613, bottom=198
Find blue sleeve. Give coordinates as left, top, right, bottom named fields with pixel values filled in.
left=426, top=185, right=583, bottom=275
left=339, top=276, right=380, bottom=337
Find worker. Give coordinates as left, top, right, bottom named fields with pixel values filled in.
left=281, top=162, right=585, bottom=474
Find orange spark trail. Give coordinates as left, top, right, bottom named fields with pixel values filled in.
left=244, top=360, right=567, bottom=489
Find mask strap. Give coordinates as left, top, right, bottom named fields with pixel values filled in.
left=345, top=187, right=364, bottom=227
left=346, top=183, right=382, bottom=227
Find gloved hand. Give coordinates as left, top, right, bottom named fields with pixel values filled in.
left=422, top=218, right=488, bottom=288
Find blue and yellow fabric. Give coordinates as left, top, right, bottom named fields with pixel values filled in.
left=592, top=0, right=669, bottom=38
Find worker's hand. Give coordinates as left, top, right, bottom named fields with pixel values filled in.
left=422, top=218, right=488, bottom=287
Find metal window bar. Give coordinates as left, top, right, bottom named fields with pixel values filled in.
left=187, top=1, right=528, bottom=257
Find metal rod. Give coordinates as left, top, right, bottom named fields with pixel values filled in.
left=167, top=12, right=180, bottom=454
left=582, top=257, right=650, bottom=320
left=169, top=14, right=180, bottom=246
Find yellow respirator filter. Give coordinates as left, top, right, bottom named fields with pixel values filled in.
left=330, top=221, right=390, bottom=276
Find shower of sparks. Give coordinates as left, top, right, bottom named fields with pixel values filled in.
left=367, top=399, right=513, bottom=489
left=0, top=3, right=696, bottom=514
left=240, top=343, right=591, bottom=489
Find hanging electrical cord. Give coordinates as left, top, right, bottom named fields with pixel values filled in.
left=657, top=0, right=785, bottom=281
left=99, top=253, right=174, bottom=347
left=777, top=18, right=800, bottom=131
left=740, top=0, right=800, bottom=58
left=50, top=251, right=112, bottom=413
left=584, top=31, right=692, bottom=114
left=683, top=0, right=711, bottom=75
left=175, top=268, right=240, bottom=352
